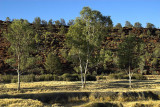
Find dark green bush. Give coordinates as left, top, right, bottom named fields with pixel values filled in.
left=123, top=75, right=129, bottom=79
left=53, top=74, right=59, bottom=81
left=1, top=75, right=12, bottom=83
left=152, top=71, right=159, bottom=75
left=132, top=74, right=146, bottom=80
left=108, top=72, right=126, bottom=79
left=1, top=74, right=61, bottom=83
left=32, top=74, right=58, bottom=81
left=35, top=74, right=55, bottom=81
left=58, top=76, right=63, bottom=81
left=60, top=73, right=96, bottom=81
left=21, top=74, right=35, bottom=82
left=86, top=74, right=96, bottom=81
left=108, top=74, right=116, bottom=79
left=61, top=73, right=80, bottom=81
left=11, top=76, right=17, bottom=83
left=108, top=73, right=146, bottom=80
left=34, top=75, right=40, bottom=81
left=98, top=75, right=107, bottom=80
left=0, top=73, right=98, bottom=82
left=44, top=74, right=53, bottom=81
left=39, top=74, right=45, bottom=81
left=71, top=74, right=80, bottom=81
left=30, top=74, right=35, bottom=81
left=61, top=73, right=71, bottom=81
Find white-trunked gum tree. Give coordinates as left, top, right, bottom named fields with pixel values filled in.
left=3, top=19, right=35, bottom=91
left=66, top=7, right=112, bottom=88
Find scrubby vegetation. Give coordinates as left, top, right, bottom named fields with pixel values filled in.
left=0, top=73, right=97, bottom=83
left=108, top=73, right=146, bottom=80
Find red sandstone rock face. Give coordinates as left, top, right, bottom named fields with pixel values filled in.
left=0, top=20, right=159, bottom=74
left=0, top=35, right=10, bottom=73
left=0, top=20, right=11, bottom=74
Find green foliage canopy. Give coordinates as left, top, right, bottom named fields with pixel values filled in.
left=118, top=34, right=144, bottom=70
left=44, top=52, right=62, bottom=74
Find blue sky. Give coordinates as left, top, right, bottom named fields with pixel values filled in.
left=0, top=0, right=160, bottom=28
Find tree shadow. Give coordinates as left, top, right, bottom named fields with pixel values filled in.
left=0, top=91, right=91, bottom=105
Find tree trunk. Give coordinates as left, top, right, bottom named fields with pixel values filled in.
left=78, top=51, right=84, bottom=89
left=129, top=74, right=131, bottom=88
left=79, top=59, right=84, bottom=88
left=17, top=71, right=20, bottom=91
left=128, top=66, right=132, bottom=88
left=83, top=58, right=89, bottom=88
left=17, top=54, right=20, bottom=91
left=80, top=66, right=84, bottom=89
left=83, top=73, right=86, bottom=88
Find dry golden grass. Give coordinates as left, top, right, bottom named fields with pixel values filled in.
left=1, top=79, right=160, bottom=106
left=76, top=100, right=160, bottom=107
left=0, top=98, right=43, bottom=107
left=1, top=79, right=160, bottom=95
left=123, top=100, right=160, bottom=107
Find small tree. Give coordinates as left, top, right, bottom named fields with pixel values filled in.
left=3, top=19, right=35, bottom=91
left=59, top=25, right=67, bottom=35
left=47, top=19, right=54, bottom=32
left=155, top=30, right=160, bottom=38
left=42, top=20, right=47, bottom=27
left=54, top=20, right=61, bottom=28
left=151, top=43, right=160, bottom=71
left=67, top=19, right=74, bottom=26
left=60, top=18, right=66, bottom=26
left=44, top=52, right=62, bottom=78
left=115, top=23, right=122, bottom=29
left=104, top=16, right=113, bottom=28
left=147, top=29, right=151, bottom=36
left=33, top=17, right=41, bottom=30
left=125, top=21, right=133, bottom=28
left=118, top=34, right=143, bottom=88
left=139, top=44, right=147, bottom=74
left=146, top=23, right=155, bottom=29
left=99, top=49, right=114, bottom=70
left=5, top=17, right=11, bottom=22
left=134, top=22, right=142, bottom=28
